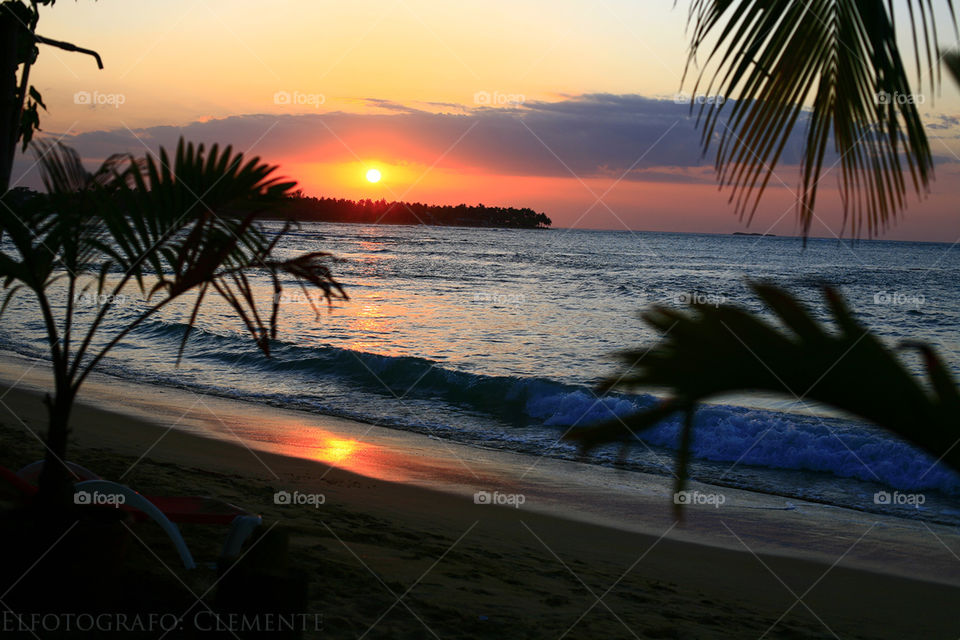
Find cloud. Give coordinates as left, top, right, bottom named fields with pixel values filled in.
left=11, top=93, right=956, bottom=190
left=925, top=113, right=960, bottom=130
left=361, top=98, right=427, bottom=115
left=9, top=95, right=718, bottom=186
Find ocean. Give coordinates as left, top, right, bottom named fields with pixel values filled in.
left=3, top=222, right=959, bottom=524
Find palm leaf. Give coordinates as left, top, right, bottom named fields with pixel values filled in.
left=567, top=283, right=960, bottom=494
left=942, top=47, right=960, bottom=85
left=684, top=1, right=955, bottom=237
left=11, top=138, right=348, bottom=387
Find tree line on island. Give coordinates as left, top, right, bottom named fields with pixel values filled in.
left=6, top=186, right=552, bottom=230
left=273, top=192, right=552, bottom=229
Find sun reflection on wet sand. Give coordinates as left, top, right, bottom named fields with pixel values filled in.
left=269, top=426, right=402, bottom=480
left=311, top=435, right=359, bottom=464
left=204, top=413, right=462, bottom=484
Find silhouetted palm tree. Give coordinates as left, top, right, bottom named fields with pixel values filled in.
left=570, top=283, right=960, bottom=490
left=684, top=0, right=953, bottom=237
left=571, top=2, right=960, bottom=504
left=0, top=0, right=103, bottom=193
left=0, top=139, right=346, bottom=509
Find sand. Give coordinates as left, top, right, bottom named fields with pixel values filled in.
left=0, top=351, right=957, bottom=639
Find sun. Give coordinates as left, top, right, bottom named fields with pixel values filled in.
left=365, top=168, right=381, bottom=183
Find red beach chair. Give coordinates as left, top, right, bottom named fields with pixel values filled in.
left=7, top=461, right=262, bottom=569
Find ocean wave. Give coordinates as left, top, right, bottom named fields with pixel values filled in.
left=520, top=387, right=960, bottom=495
left=133, top=318, right=960, bottom=496
left=3, top=310, right=957, bottom=499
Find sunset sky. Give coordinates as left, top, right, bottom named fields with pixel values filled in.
left=13, top=0, right=960, bottom=241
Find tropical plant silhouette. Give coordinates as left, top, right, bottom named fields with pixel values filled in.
left=1, top=139, right=346, bottom=510
left=683, top=0, right=954, bottom=237
left=943, top=47, right=960, bottom=84
left=568, top=283, right=960, bottom=502
left=0, top=1, right=348, bottom=515
left=571, top=2, right=960, bottom=502
left=1, top=0, right=103, bottom=192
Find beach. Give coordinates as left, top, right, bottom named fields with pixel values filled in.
left=4, top=1, right=960, bottom=637
left=1, top=351, right=957, bottom=639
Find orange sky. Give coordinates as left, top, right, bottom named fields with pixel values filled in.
left=13, top=0, right=960, bottom=241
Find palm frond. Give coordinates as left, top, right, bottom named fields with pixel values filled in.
left=685, top=1, right=955, bottom=238
left=12, top=137, right=348, bottom=385
left=942, top=47, right=960, bottom=85
left=567, top=284, right=960, bottom=493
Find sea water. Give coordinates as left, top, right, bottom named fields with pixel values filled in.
left=3, top=223, right=959, bottom=523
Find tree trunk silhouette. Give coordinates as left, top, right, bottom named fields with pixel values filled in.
left=36, top=385, right=76, bottom=514
left=0, top=10, right=19, bottom=193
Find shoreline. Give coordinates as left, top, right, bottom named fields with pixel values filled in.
left=2, top=341, right=952, bottom=526
left=2, top=350, right=959, bottom=581
left=1, top=352, right=959, bottom=636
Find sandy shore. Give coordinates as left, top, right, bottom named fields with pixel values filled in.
left=0, top=352, right=958, bottom=638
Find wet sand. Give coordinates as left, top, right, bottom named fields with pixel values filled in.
left=0, top=352, right=957, bottom=638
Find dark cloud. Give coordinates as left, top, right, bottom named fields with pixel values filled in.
left=11, top=93, right=951, bottom=190
left=13, top=94, right=727, bottom=181
left=362, top=98, right=427, bottom=114
left=925, top=113, right=960, bottom=130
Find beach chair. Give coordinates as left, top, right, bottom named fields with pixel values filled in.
left=0, top=464, right=36, bottom=502
left=7, top=461, right=262, bottom=570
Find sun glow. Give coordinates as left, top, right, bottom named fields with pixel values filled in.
left=366, top=168, right=382, bottom=183
left=314, top=436, right=360, bottom=464
left=283, top=160, right=464, bottom=198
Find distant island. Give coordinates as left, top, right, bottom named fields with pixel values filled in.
left=732, top=232, right=777, bottom=237
left=272, top=193, right=552, bottom=229
left=9, top=186, right=551, bottom=229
